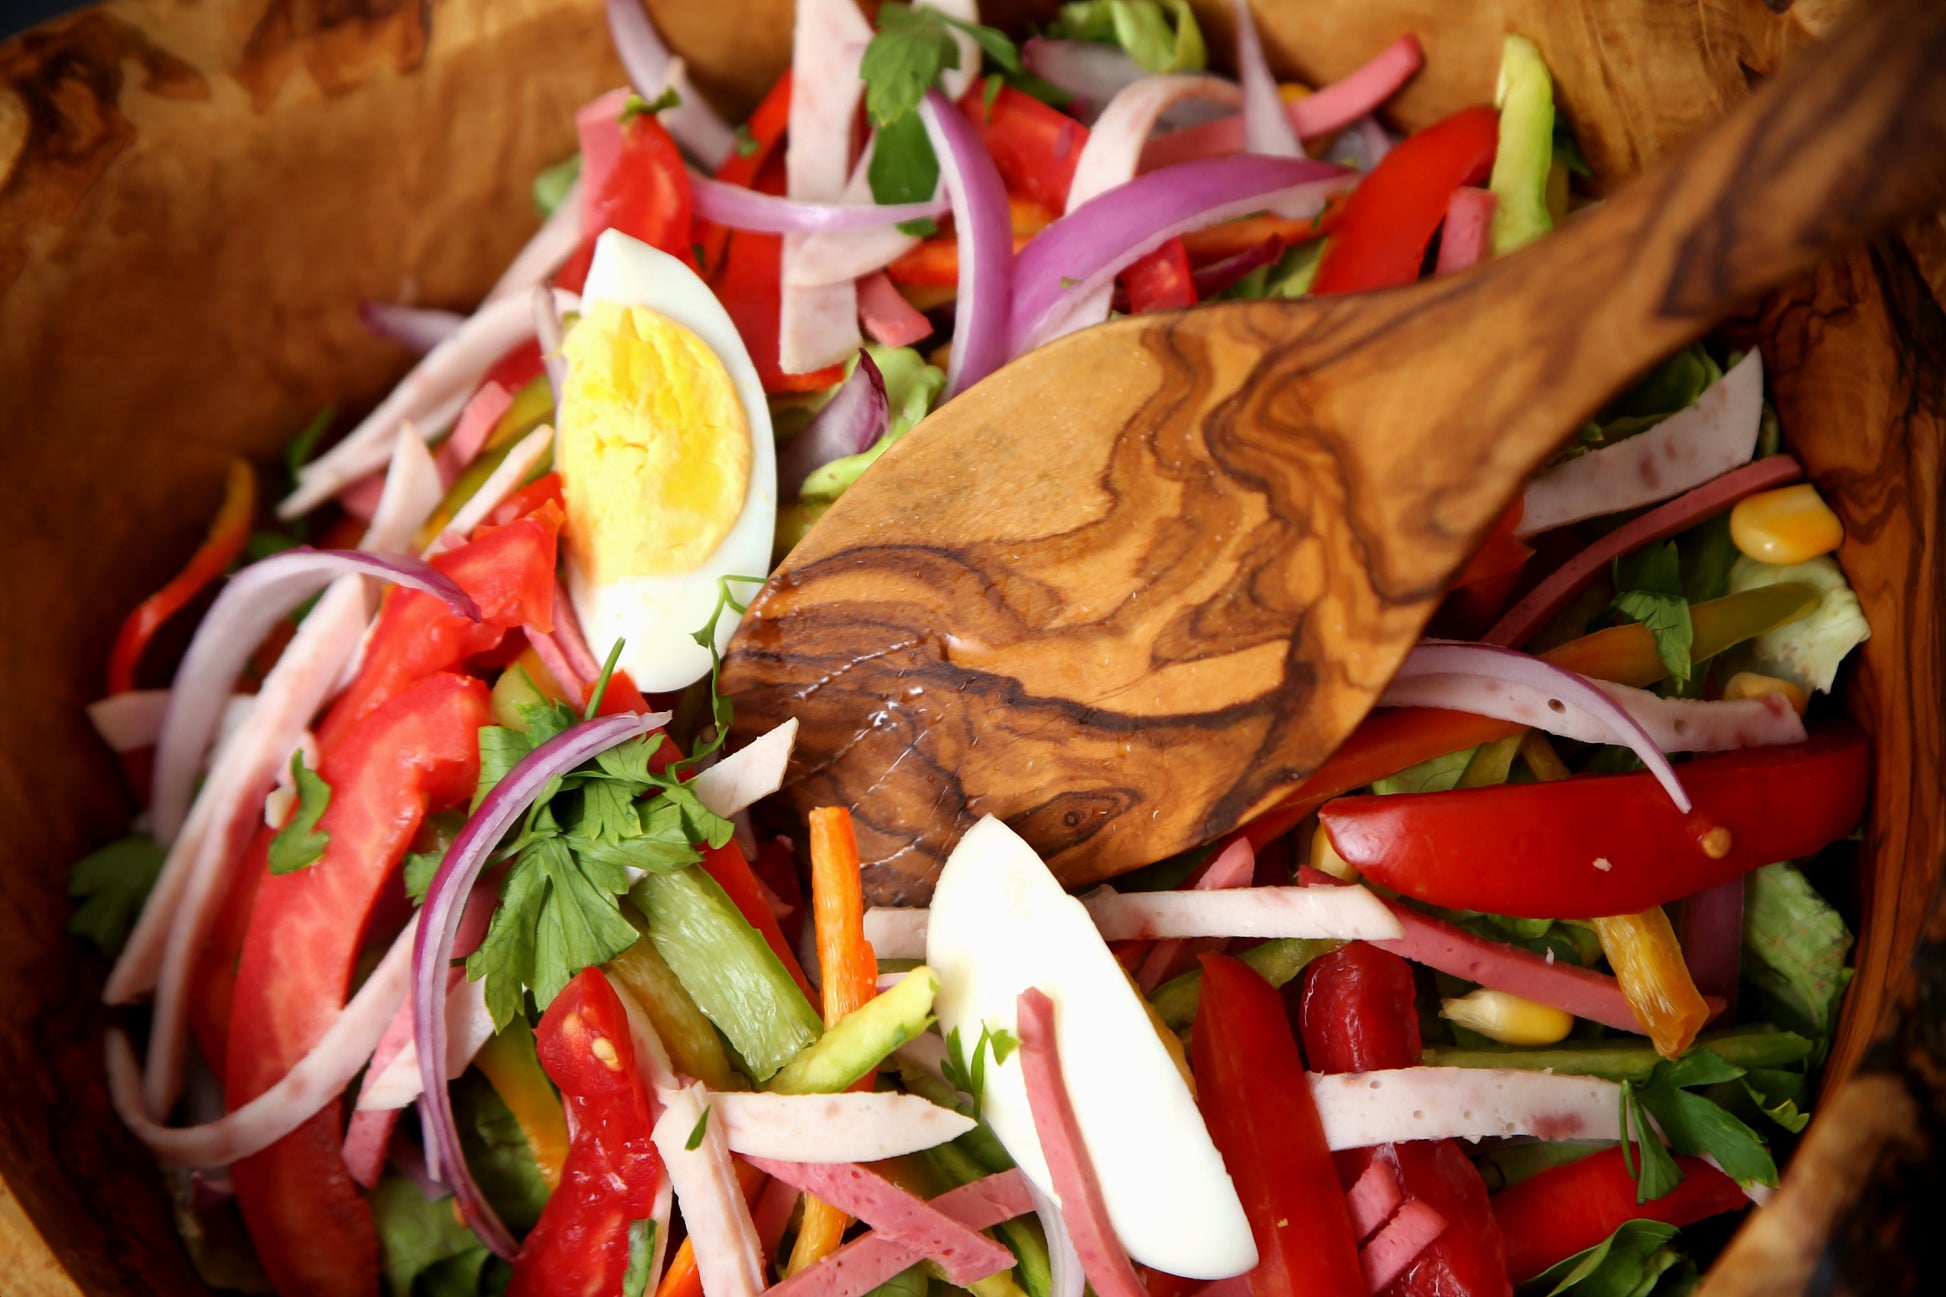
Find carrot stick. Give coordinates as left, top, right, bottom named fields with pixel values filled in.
left=786, top=807, right=879, bottom=1276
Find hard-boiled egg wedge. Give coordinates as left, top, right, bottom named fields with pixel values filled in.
left=927, top=816, right=1256, bottom=1280
left=556, top=229, right=775, bottom=692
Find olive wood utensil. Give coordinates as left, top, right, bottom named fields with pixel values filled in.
left=723, top=0, right=1946, bottom=905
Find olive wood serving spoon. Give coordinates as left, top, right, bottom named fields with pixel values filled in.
left=723, top=0, right=1946, bottom=905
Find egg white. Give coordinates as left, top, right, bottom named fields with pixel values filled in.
left=565, top=230, right=776, bottom=693
left=927, top=816, right=1258, bottom=1280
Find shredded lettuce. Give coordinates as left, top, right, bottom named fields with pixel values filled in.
left=1048, top=0, right=1206, bottom=73
left=800, top=346, right=947, bottom=503
left=1724, top=555, right=1870, bottom=693
left=370, top=1176, right=498, bottom=1297
left=1741, top=861, right=1854, bottom=1051
left=1371, top=747, right=1477, bottom=795
left=453, top=1072, right=553, bottom=1234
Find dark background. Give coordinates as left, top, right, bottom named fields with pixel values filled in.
left=6, top=1, right=77, bottom=38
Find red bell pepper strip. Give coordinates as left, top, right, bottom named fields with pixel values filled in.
left=709, top=148, right=847, bottom=394
left=1491, top=1147, right=1745, bottom=1283
left=314, top=507, right=559, bottom=751
left=556, top=90, right=699, bottom=293
left=187, top=824, right=270, bottom=1076
left=107, top=459, right=256, bottom=695
left=1179, top=213, right=1332, bottom=265
left=1321, top=729, right=1871, bottom=919
left=509, top=967, right=667, bottom=1297
left=486, top=472, right=565, bottom=529
left=1124, top=237, right=1198, bottom=313
left=694, top=71, right=795, bottom=277
left=484, top=337, right=548, bottom=399
left=1193, top=953, right=1365, bottom=1297
left=226, top=671, right=491, bottom=1297
left=1312, top=105, right=1499, bottom=296
left=1299, top=945, right=1511, bottom=1297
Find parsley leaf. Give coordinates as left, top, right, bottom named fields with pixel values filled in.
left=1618, top=1049, right=1779, bottom=1200
left=621, top=87, right=683, bottom=122
left=269, top=751, right=332, bottom=875
left=868, top=111, right=941, bottom=214
left=584, top=638, right=627, bottom=721
left=623, top=1219, right=658, bottom=1297
left=732, top=125, right=760, bottom=157
left=1528, top=1219, right=1686, bottom=1297
left=862, top=3, right=966, bottom=126
left=1616, top=1080, right=1684, bottom=1203
left=1611, top=541, right=1694, bottom=689
left=68, top=834, right=165, bottom=956
left=942, top=1024, right=1016, bottom=1105
left=686, top=1106, right=712, bottom=1150
left=685, top=575, right=766, bottom=767
left=1048, top=0, right=1207, bottom=74
left=529, top=837, right=641, bottom=1010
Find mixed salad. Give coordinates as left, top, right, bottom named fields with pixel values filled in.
left=70, top=4, right=1877, bottom=1297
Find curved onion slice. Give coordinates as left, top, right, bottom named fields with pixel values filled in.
left=359, top=303, right=464, bottom=354
left=1518, top=350, right=1765, bottom=537
left=787, top=146, right=933, bottom=289
left=1232, top=0, right=1301, bottom=158
left=1009, top=155, right=1347, bottom=354
left=1023, top=39, right=1150, bottom=121
left=691, top=174, right=950, bottom=234
left=107, top=914, right=416, bottom=1170
left=1385, top=643, right=1693, bottom=812
left=1308, top=1068, right=1623, bottom=1149
left=777, top=352, right=890, bottom=499
left=485, top=178, right=583, bottom=305
left=604, top=0, right=736, bottom=167
left=151, top=550, right=478, bottom=842
left=1140, top=35, right=1425, bottom=170
left=1327, top=115, right=1396, bottom=172
left=414, top=711, right=668, bottom=1257
left=920, top=90, right=1016, bottom=395
left=1380, top=672, right=1806, bottom=753
left=1029, top=1179, right=1088, bottom=1297
left=1485, top=455, right=1803, bottom=648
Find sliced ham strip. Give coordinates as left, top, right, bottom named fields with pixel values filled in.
left=779, top=0, right=871, bottom=374
left=106, top=914, right=416, bottom=1170
left=1484, top=454, right=1803, bottom=648
left=524, top=627, right=590, bottom=711
left=1434, top=188, right=1495, bottom=275
left=1345, top=1157, right=1404, bottom=1241
left=654, top=1084, right=765, bottom=1297
left=353, top=888, right=497, bottom=1118
left=753, top=1175, right=800, bottom=1256
left=706, top=1092, right=974, bottom=1163
left=1359, top=1200, right=1448, bottom=1293
left=357, top=974, right=495, bottom=1110
left=363, top=426, right=445, bottom=555
left=432, top=426, right=554, bottom=549
left=434, top=380, right=515, bottom=485
left=1016, top=987, right=1150, bottom=1297
left=858, top=271, right=935, bottom=347
left=691, top=719, right=799, bottom=819
left=484, top=177, right=583, bottom=305
left=88, top=692, right=256, bottom=756
left=1517, top=350, right=1765, bottom=538
left=1309, top=1068, right=1623, bottom=1150
left=743, top=1156, right=1015, bottom=1285
left=1134, top=837, right=1256, bottom=992
left=762, top=1169, right=1035, bottom=1297
left=341, top=1106, right=397, bottom=1192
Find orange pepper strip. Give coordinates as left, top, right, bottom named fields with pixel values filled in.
left=107, top=459, right=256, bottom=694
left=654, top=1238, right=702, bottom=1297
left=785, top=807, right=879, bottom=1276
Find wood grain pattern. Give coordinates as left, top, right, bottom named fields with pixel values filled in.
left=0, top=2, right=1941, bottom=1297
left=724, top=0, right=1946, bottom=902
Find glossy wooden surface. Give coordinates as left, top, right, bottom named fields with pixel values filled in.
left=724, top=0, right=1946, bottom=901
left=0, top=2, right=1940, bottom=1296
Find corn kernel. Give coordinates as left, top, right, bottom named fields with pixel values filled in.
left=1729, top=483, right=1843, bottom=564
left=1439, top=989, right=1575, bottom=1046
left=1722, top=670, right=1809, bottom=714
left=1310, top=820, right=1359, bottom=882
left=1277, top=83, right=1315, bottom=104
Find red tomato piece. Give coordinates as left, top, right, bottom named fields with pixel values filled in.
left=557, top=92, right=698, bottom=293
left=709, top=149, right=847, bottom=393
left=510, top=968, right=666, bottom=1297
left=1194, top=954, right=1364, bottom=1297
left=694, top=71, right=795, bottom=277
left=1124, top=238, right=1198, bottom=314
left=1313, top=105, right=1500, bottom=295
left=1491, top=1147, right=1745, bottom=1282
left=226, top=672, right=491, bottom=1297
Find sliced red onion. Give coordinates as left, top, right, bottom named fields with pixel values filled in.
left=1679, top=879, right=1744, bottom=1020
left=787, top=144, right=933, bottom=290
left=524, top=628, right=591, bottom=712
left=857, top=270, right=935, bottom=347
left=1023, top=38, right=1151, bottom=121
left=779, top=0, right=873, bottom=374
left=360, top=303, right=465, bottom=355
left=1434, top=187, right=1495, bottom=275
left=1359, top=1200, right=1447, bottom=1294
left=548, top=579, right=607, bottom=683
left=604, top=0, right=736, bottom=167
left=778, top=351, right=890, bottom=498
left=1484, top=455, right=1803, bottom=648
left=414, top=710, right=667, bottom=1257
left=1385, top=643, right=1691, bottom=810
left=1233, top=0, right=1301, bottom=158
left=434, top=379, right=515, bottom=485
left=152, top=550, right=476, bottom=844
left=107, top=913, right=416, bottom=1170
left=533, top=285, right=566, bottom=409
left=1141, top=35, right=1424, bottom=170
left=1518, top=350, right=1766, bottom=538
left=1189, top=236, right=1288, bottom=298
left=691, top=172, right=950, bottom=233
left=391, top=1128, right=446, bottom=1198
left=359, top=976, right=494, bottom=1111
left=1010, top=155, right=1348, bottom=353
left=1062, top=74, right=1244, bottom=332
left=920, top=89, right=1016, bottom=396
left=485, top=177, right=582, bottom=305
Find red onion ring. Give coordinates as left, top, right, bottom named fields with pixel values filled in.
left=690, top=173, right=951, bottom=233
left=778, top=351, right=890, bottom=499
left=1232, top=0, right=1301, bottom=157
left=413, top=710, right=667, bottom=1257
left=919, top=90, right=1016, bottom=396
left=151, top=549, right=479, bottom=844
left=359, top=303, right=464, bottom=355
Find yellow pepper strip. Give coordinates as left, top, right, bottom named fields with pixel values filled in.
left=606, top=910, right=744, bottom=1093
left=1524, top=735, right=1709, bottom=1059
left=473, top=1018, right=570, bottom=1190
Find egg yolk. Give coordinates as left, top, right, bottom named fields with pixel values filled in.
left=556, top=299, right=750, bottom=583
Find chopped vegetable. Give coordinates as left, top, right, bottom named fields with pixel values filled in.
left=1047, top=0, right=1205, bottom=73
left=769, top=965, right=938, bottom=1095
left=1491, top=1147, right=1744, bottom=1283
left=1589, top=910, right=1710, bottom=1060
left=1725, top=554, right=1871, bottom=693
left=1485, top=34, right=1553, bottom=254
left=69, top=834, right=165, bottom=957
left=1741, top=861, right=1854, bottom=1046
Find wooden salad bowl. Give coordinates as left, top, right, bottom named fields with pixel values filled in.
left=0, top=1, right=1938, bottom=1294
